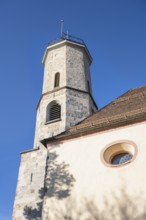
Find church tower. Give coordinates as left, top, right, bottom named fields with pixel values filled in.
left=34, top=33, right=97, bottom=147
left=12, top=33, right=97, bottom=220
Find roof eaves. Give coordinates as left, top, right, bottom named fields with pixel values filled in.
left=48, top=111, right=146, bottom=142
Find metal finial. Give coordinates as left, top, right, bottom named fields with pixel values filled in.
left=61, top=20, right=64, bottom=37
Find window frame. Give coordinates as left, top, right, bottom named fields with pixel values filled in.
left=100, top=140, right=138, bottom=168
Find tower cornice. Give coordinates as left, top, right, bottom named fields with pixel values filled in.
left=42, top=39, right=92, bottom=65
left=36, top=86, right=98, bottom=110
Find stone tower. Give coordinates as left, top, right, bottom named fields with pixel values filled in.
left=12, top=34, right=97, bottom=220
left=34, top=34, right=97, bottom=147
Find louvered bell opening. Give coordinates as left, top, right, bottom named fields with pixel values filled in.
left=49, top=104, right=61, bottom=121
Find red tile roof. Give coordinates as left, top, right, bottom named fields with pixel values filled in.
left=42, top=85, right=146, bottom=143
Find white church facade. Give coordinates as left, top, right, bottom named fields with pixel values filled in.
left=13, top=34, right=146, bottom=220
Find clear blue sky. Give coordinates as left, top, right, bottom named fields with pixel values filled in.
left=0, top=1, right=146, bottom=219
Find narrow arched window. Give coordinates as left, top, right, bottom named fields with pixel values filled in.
left=54, top=72, right=60, bottom=88
left=46, top=101, right=61, bottom=122
left=87, top=80, right=91, bottom=93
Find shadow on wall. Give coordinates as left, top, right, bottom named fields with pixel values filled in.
left=24, top=188, right=146, bottom=220
left=23, top=151, right=76, bottom=219
left=46, top=190, right=146, bottom=220
left=45, top=151, right=75, bottom=199
left=23, top=151, right=146, bottom=219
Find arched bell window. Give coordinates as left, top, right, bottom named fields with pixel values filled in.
left=54, top=72, right=60, bottom=88
left=46, top=101, right=61, bottom=122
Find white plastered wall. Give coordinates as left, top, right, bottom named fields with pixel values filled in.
left=43, top=121, right=146, bottom=219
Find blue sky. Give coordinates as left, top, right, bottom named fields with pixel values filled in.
left=0, top=0, right=146, bottom=219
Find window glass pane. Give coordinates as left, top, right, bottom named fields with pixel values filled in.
left=111, top=153, right=132, bottom=165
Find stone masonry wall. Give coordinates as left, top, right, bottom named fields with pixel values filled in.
left=12, top=147, right=47, bottom=220
left=34, top=89, right=67, bottom=147
left=42, top=44, right=66, bottom=94
left=34, top=88, right=97, bottom=147
left=42, top=42, right=92, bottom=95
left=66, top=89, right=97, bottom=128
left=66, top=44, right=91, bottom=92
left=83, top=53, right=92, bottom=94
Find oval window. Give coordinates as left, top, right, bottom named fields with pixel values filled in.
left=101, top=141, right=137, bottom=167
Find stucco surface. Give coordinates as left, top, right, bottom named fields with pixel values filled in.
left=43, top=121, right=146, bottom=219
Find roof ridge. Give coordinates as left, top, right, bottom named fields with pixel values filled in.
left=128, top=84, right=146, bottom=91
left=113, top=85, right=146, bottom=103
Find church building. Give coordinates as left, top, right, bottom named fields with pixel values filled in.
left=13, top=33, right=146, bottom=220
